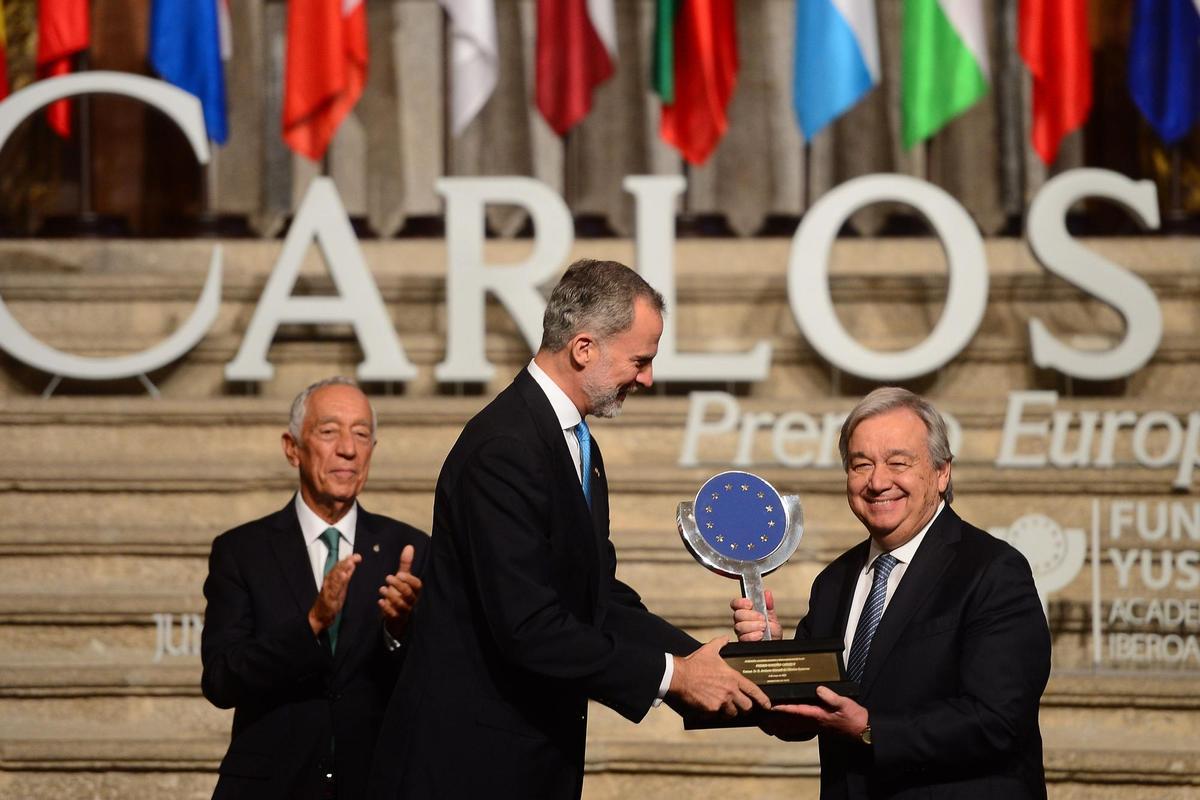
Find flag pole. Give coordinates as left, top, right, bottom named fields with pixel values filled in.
left=76, top=50, right=96, bottom=229
left=1166, top=145, right=1184, bottom=230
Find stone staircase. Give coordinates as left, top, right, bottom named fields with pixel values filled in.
left=1, top=238, right=1198, bottom=798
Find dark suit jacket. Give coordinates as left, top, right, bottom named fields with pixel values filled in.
left=201, top=500, right=428, bottom=800
left=368, top=369, right=698, bottom=800
left=794, top=505, right=1050, bottom=799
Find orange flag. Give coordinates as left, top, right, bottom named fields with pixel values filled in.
left=36, top=0, right=90, bottom=137
left=283, top=0, right=368, bottom=161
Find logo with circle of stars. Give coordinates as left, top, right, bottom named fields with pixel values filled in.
left=693, top=471, right=786, bottom=562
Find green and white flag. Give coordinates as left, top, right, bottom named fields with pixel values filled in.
left=901, top=0, right=990, bottom=148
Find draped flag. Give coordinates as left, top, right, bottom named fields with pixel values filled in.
left=440, top=0, right=498, bottom=136
left=283, top=0, right=368, bottom=162
left=1128, top=0, right=1200, bottom=145
left=794, top=0, right=879, bottom=141
left=653, top=0, right=737, bottom=165
left=149, top=0, right=229, bottom=144
left=36, top=0, right=89, bottom=138
left=0, top=1, right=10, bottom=101
left=901, top=0, right=989, bottom=148
left=536, top=0, right=615, bottom=136
left=1019, top=0, right=1091, bottom=165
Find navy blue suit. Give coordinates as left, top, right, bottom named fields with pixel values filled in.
left=368, top=369, right=697, bottom=799
left=796, top=506, right=1050, bottom=799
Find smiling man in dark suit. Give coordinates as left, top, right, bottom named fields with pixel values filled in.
left=368, top=259, right=769, bottom=800
left=734, top=387, right=1051, bottom=799
left=202, top=377, right=427, bottom=800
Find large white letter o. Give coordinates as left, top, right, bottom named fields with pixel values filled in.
left=788, top=174, right=988, bottom=381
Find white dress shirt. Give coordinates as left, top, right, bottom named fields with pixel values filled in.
left=526, top=361, right=674, bottom=702
left=294, top=493, right=357, bottom=588
left=293, top=494, right=401, bottom=651
left=843, top=501, right=946, bottom=657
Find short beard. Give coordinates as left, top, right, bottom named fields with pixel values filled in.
left=582, top=374, right=636, bottom=419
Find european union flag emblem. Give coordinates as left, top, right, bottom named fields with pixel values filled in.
left=693, top=471, right=787, bottom=563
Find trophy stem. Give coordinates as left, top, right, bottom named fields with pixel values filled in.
left=740, top=568, right=772, bottom=642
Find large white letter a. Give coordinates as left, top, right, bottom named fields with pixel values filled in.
left=225, top=177, right=416, bottom=382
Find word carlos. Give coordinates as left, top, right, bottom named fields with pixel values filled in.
left=0, top=74, right=1170, bottom=388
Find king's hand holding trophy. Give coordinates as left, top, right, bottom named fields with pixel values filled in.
left=677, top=471, right=856, bottom=728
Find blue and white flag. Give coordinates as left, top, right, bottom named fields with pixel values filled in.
left=794, top=0, right=880, bottom=140
left=149, top=0, right=228, bottom=144
left=1128, top=0, right=1200, bottom=145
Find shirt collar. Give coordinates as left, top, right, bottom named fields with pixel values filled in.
left=294, top=493, right=358, bottom=547
left=865, top=500, right=945, bottom=572
left=527, top=359, right=583, bottom=432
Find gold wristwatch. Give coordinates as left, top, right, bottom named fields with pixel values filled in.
left=859, top=725, right=872, bottom=745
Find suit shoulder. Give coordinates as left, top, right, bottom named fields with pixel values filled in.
left=957, top=515, right=1026, bottom=560
left=210, top=507, right=287, bottom=552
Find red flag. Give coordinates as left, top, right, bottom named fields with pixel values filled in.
left=283, top=0, right=368, bottom=162
left=36, top=0, right=89, bottom=138
left=535, top=0, right=614, bottom=136
left=1019, top=0, right=1092, bottom=165
left=659, top=0, right=737, bottom=165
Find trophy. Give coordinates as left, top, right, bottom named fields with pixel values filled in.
left=678, top=470, right=855, bottom=726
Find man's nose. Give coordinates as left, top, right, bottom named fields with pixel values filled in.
left=867, top=465, right=893, bottom=490
left=637, top=364, right=654, bottom=388
left=335, top=431, right=357, bottom=456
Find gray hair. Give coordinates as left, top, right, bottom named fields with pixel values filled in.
left=287, top=376, right=377, bottom=442
left=838, top=387, right=954, bottom=503
left=540, top=259, right=665, bottom=352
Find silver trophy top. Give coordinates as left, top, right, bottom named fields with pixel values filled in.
left=678, top=470, right=804, bottom=641
left=679, top=470, right=803, bottom=580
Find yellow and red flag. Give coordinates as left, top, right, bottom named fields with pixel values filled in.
left=0, top=1, right=11, bottom=101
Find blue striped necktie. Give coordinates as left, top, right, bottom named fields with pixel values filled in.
left=574, top=420, right=592, bottom=507
left=846, top=553, right=899, bottom=682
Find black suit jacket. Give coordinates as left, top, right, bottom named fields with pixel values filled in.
left=795, top=506, right=1050, bottom=799
left=201, top=500, right=428, bottom=800
left=368, top=369, right=698, bottom=799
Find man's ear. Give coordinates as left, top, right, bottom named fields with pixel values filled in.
left=282, top=432, right=301, bottom=467
left=569, top=332, right=598, bottom=369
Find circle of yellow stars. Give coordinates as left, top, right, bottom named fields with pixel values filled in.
left=700, top=480, right=779, bottom=554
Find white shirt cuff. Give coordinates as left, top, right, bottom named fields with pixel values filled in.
left=652, top=653, right=674, bottom=707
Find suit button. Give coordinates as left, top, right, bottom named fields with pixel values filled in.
left=327, top=691, right=341, bottom=701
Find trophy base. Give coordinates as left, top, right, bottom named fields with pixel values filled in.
left=683, top=637, right=857, bottom=730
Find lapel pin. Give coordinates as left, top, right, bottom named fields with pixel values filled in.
left=372, top=543, right=380, bottom=553
left=594, top=467, right=600, bottom=477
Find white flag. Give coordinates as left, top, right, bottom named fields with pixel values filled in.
left=440, top=0, right=498, bottom=136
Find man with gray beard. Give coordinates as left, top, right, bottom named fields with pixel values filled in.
left=368, top=259, right=769, bottom=799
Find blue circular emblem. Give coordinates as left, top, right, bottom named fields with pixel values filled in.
left=693, top=471, right=786, bottom=563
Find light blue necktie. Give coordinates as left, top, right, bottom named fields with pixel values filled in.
left=320, top=527, right=343, bottom=653
left=846, top=553, right=899, bottom=683
left=574, top=420, right=592, bottom=507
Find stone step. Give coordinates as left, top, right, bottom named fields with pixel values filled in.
left=3, top=394, right=1199, bottom=469
left=2, top=457, right=1192, bottom=496
left=2, top=235, right=1197, bottom=401
left=5, top=331, right=1200, bottom=400
left=0, top=665, right=1195, bottom=795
